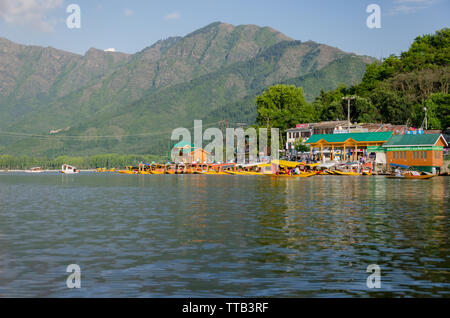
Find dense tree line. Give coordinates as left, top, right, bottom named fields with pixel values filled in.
left=0, top=154, right=164, bottom=170
left=256, top=28, right=449, bottom=134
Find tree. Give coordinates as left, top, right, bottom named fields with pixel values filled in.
left=411, top=93, right=450, bottom=129
left=353, top=96, right=381, bottom=123
left=369, top=88, right=411, bottom=125
left=294, top=139, right=310, bottom=153
left=256, top=84, right=317, bottom=130
left=314, top=84, right=348, bottom=121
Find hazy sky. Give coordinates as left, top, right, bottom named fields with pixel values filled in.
left=0, top=0, right=448, bottom=59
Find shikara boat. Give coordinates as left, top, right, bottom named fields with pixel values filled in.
left=164, top=164, right=177, bottom=174
left=334, top=170, right=362, bottom=176
left=269, top=171, right=317, bottom=178
left=26, top=167, right=43, bottom=173
left=96, top=168, right=116, bottom=172
left=205, top=163, right=236, bottom=175
left=387, top=164, right=435, bottom=179
left=232, top=163, right=265, bottom=176
left=118, top=166, right=139, bottom=174
left=386, top=174, right=435, bottom=179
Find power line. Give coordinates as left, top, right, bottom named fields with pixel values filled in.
left=0, top=121, right=224, bottom=140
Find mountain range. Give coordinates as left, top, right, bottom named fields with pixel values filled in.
left=0, top=22, right=375, bottom=157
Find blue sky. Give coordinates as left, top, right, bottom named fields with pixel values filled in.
left=0, top=0, right=448, bottom=59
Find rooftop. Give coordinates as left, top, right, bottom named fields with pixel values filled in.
left=383, top=134, right=448, bottom=147
left=312, top=120, right=349, bottom=129
left=306, top=132, right=393, bottom=144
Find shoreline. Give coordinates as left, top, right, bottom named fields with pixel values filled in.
left=0, top=169, right=97, bottom=173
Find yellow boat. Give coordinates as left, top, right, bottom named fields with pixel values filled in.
left=386, top=174, right=435, bottom=179
left=271, top=159, right=306, bottom=168
left=270, top=171, right=317, bottom=178
left=118, top=166, right=139, bottom=174
left=97, top=167, right=116, bottom=172
left=227, top=171, right=263, bottom=176
left=334, top=170, right=362, bottom=176
left=242, top=171, right=264, bottom=176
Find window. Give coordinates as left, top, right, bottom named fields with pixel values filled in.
left=420, top=151, right=423, bottom=159
left=424, top=152, right=427, bottom=159
left=413, top=152, right=415, bottom=159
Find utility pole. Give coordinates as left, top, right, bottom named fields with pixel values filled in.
left=342, top=96, right=356, bottom=132
left=421, top=107, right=428, bottom=130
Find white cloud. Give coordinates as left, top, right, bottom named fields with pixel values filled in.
left=389, top=0, right=437, bottom=15
left=164, top=12, right=181, bottom=20
left=0, top=0, right=63, bottom=31
left=124, top=8, right=133, bottom=17
left=104, top=48, right=116, bottom=52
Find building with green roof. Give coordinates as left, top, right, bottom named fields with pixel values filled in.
left=306, top=132, right=393, bottom=161
left=382, top=134, right=448, bottom=173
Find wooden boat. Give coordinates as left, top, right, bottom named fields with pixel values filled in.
left=362, top=163, right=373, bottom=176
left=258, top=163, right=275, bottom=175
left=270, top=171, right=317, bottom=178
left=232, top=163, right=265, bottom=176
left=206, top=163, right=236, bottom=175
left=387, top=164, right=436, bottom=179
left=192, top=164, right=212, bottom=174
left=164, top=164, right=177, bottom=174
left=386, top=171, right=435, bottom=179
left=118, top=166, right=139, bottom=174
left=386, top=174, right=435, bottom=179
left=96, top=168, right=116, bottom=172
left=334, top=171, right=362, bottom=176
left=26, top=167, right=43, bottom=173
left=151, top=164, right=166, bottom=174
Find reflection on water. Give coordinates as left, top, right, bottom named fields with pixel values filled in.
left=0, top=173, right=448, bottom=297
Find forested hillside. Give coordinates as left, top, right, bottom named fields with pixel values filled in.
left=311, top=28, right=449, bottom=129
left=0, top=22, right=373, bottom=158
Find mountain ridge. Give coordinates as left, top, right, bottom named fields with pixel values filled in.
left=0, top=22, right=375, bottom=157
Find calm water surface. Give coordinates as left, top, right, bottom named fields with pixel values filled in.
left=0, top=173, right=448, bottom=297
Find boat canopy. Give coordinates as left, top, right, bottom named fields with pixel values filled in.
left=271, top=160, right=302, bottom=168
left=317, top=162, right=337, bottom=169
left=239, top=163, right=261, bottom=168
left=389, top=163, right=410, bottom=168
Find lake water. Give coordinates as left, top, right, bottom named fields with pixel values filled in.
left=0, top=173, right=448, bottom=297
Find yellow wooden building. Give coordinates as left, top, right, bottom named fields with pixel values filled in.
left=306, top=132, right=393, bottom=161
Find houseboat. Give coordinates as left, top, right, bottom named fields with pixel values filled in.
left=61, top=164, right=80, bottom=174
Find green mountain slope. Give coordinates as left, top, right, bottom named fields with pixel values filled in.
left=0, top=22, right=375, bottom=157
